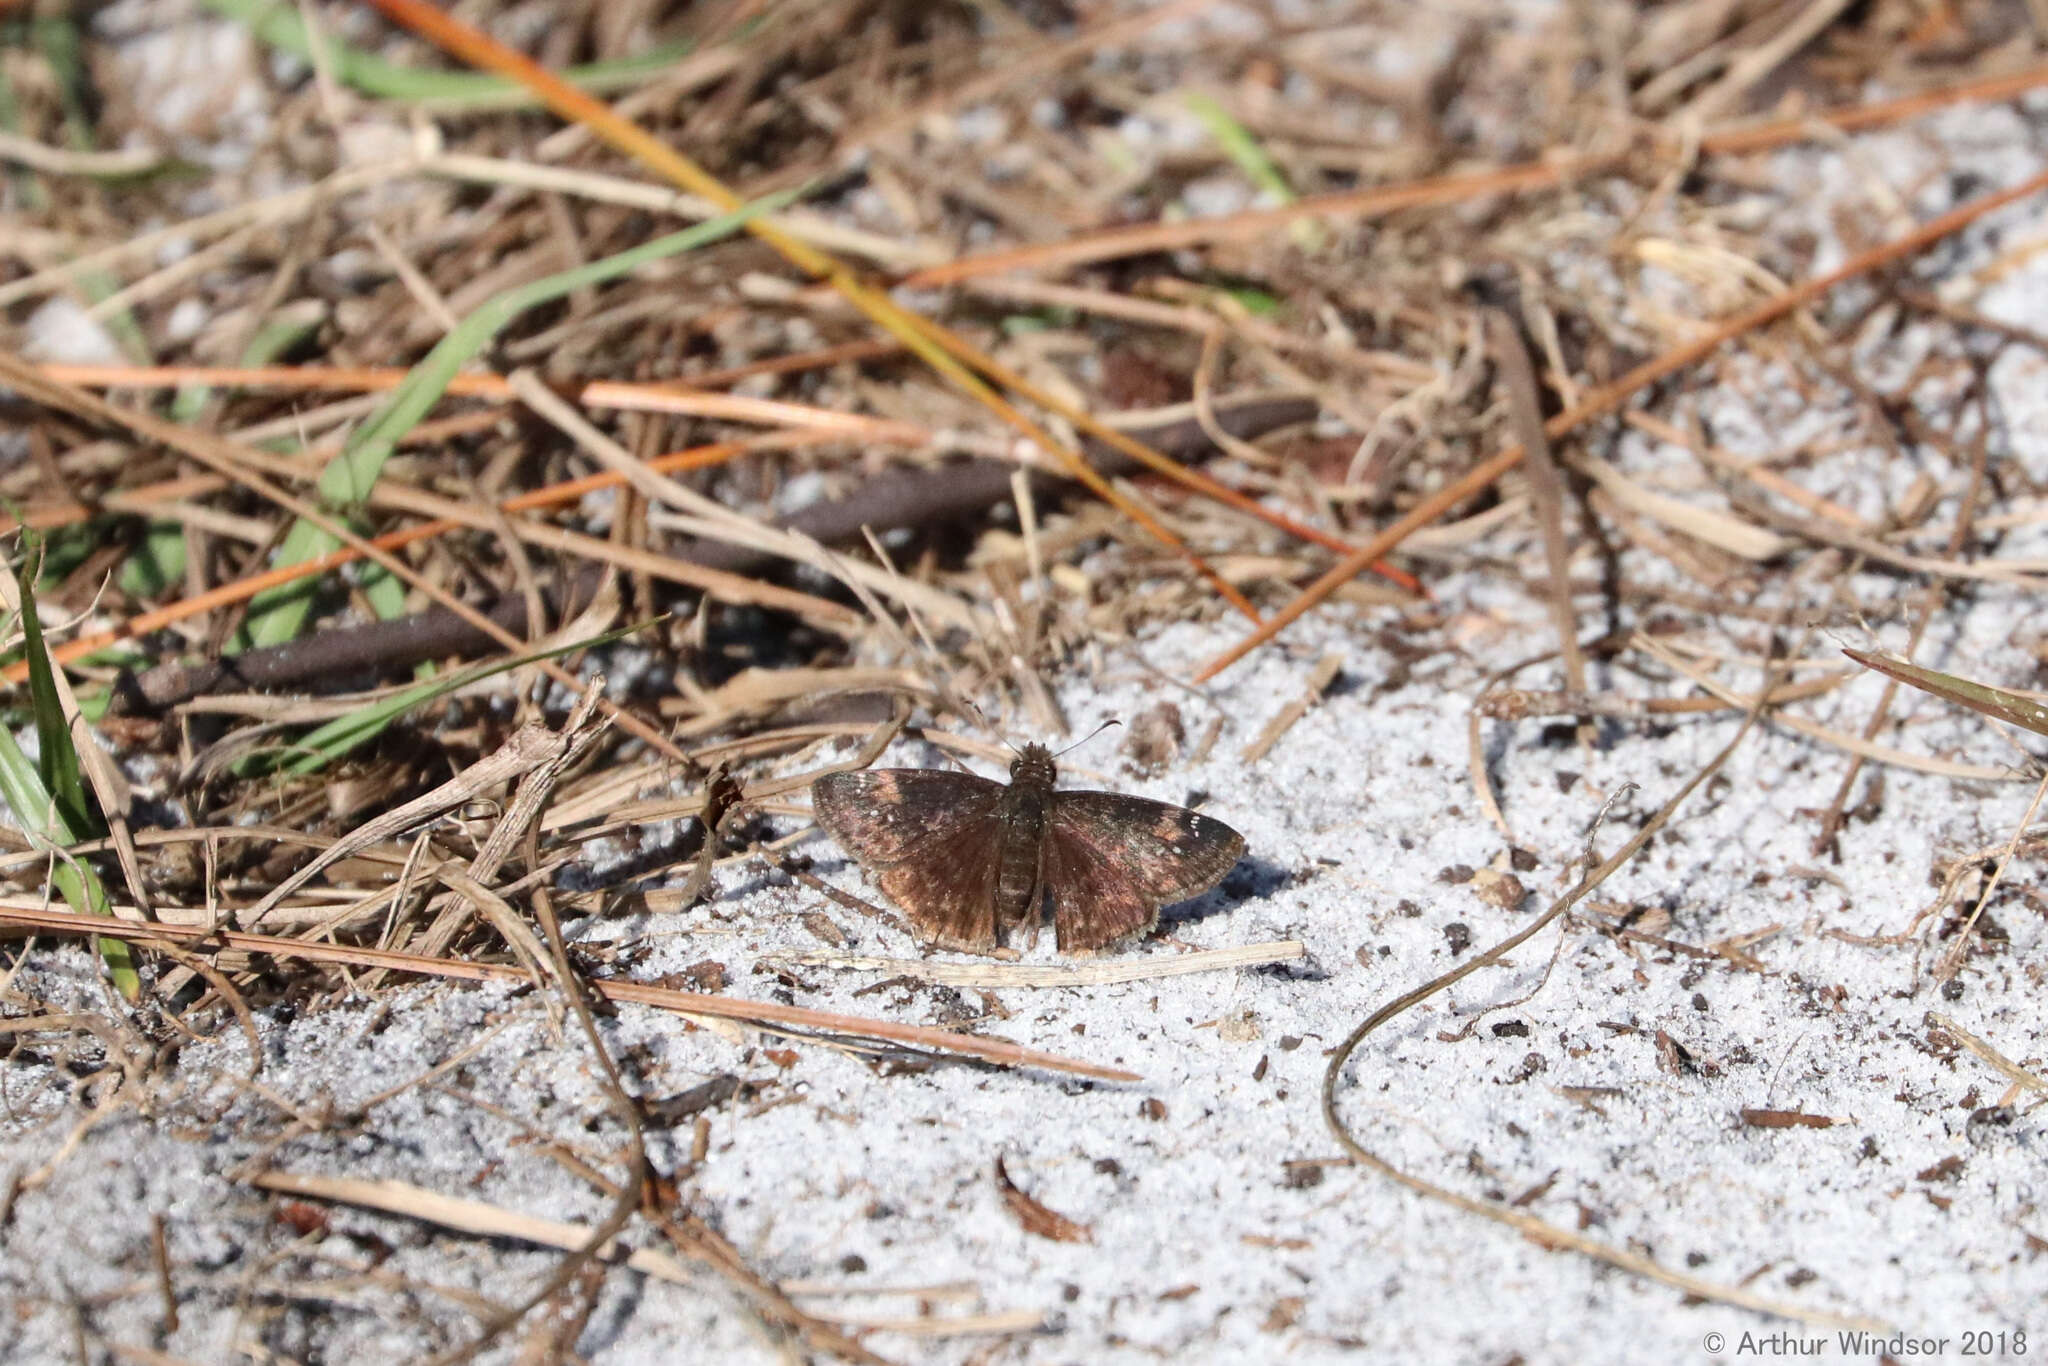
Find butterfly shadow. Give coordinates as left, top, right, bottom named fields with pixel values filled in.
left=1157, top=852, right=1291, bottom=933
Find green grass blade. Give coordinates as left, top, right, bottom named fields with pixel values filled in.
left=262, top=619, right=649, bottom=776
left=238, top=187, right=804, bottom=650
left=1843, top=648, right=2048, bottom=739
left=200, top=0, right=702, bottom=108
left=118, top=519, right=189, bottom=598
left=1, top=543, right=135, bottom=997
left=1184, top=92, right=1324, bottom=249
left=15, top=537, right=97, bottom=836
left=0, top=729, right=133, bottom=995
left=0, top=723, right=56, bottom=837
left=1184, top=92, right=1295, bottom=205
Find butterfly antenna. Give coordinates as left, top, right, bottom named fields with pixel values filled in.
left=1052, top=718, right=1121, bottom=759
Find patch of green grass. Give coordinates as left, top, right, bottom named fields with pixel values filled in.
left=0, top=537, right=136, bottom=998
left=202, top=0, right=708, bottom=109
left=238, top=187, right=804, bottom=650
left=246, top=620, right=649, bottom=777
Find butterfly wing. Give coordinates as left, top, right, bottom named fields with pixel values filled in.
left=869, top=831, right=1004, bottom=950
left=1040, top=820, right=1154, bottom=953
left=811, top=768, right=1003, bottom=864
left=1043, top=792, right=1245, bottom=952
left=811, top=768, right=1007, bottom=950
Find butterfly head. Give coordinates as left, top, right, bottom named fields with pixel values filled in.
left=1009, top=742, right=1057, bottom=789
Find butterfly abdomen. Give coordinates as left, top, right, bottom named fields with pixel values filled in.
left=995, top=747, right=1057, bottom=925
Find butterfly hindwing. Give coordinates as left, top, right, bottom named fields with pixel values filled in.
left=873, top=820, right=1005, bottom=950
left=811, top=767, right=1008, bottom=950
left=1040, top=818, right=1155, bottom=952
left=1042, top=792, right=1246, bottom=952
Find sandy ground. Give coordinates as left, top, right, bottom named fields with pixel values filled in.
left=5, top=575, right=2044, bottom=1364
left=6, top=9, right=2048, bottom=1366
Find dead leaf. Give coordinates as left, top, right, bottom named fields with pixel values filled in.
left=802, top=911, right=850, bottom=948
left=993, top=1156, right=1094, bottom=1244
left=1739, top=1108, right=1837, bottom=1129
left=1469, top=867, right=1528, bottom=909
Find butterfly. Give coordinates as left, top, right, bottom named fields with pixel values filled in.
left=810, top=742, right=1245, bottom=953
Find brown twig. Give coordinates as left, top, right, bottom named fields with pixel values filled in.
left=123, top=396, right=1313, bottom=710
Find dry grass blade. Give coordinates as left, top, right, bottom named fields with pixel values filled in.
left=243, top=720, right=571, bottom=924
left=765, top=940, right=1304, bottom=988
left=245, top=1171, right=893, bottom=1366
left=1233, top=651, right=1341, bottom=765
left=1195, top=164, right=2048, bottom=681
left=1488, top=310, right=1586, bottom=705
left=0, top=904, right=1137, bottom=1082
left=1569, top=454, right=1789, bottom=561
left=1640, top=636, right=2017, bottom=781
left=506, top=370, right=976, bottom=631
left=1926, top=1014, right=2048, bottom=1097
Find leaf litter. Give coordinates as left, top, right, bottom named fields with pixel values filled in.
left=2, top=2, right=2047, bottom=1362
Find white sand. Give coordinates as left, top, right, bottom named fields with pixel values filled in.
left=4, top=9, right=2047, bottom=1365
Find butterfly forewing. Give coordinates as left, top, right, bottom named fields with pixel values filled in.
left=1042, top=791, right=1246, bottom=950
left=811, top=768, right=1004, bottom=865
left=1048, top=792, right=1246, bottom=903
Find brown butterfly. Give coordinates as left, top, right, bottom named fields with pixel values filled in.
left=810, top=742, right=1245, bottom=953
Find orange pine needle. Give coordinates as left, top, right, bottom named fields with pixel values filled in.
left=7, top=438, right=789, bottom=681
left=906, top=61, right=2048, bottom=288
left=30, top=362, right=925, bottom=442
left=0, top=902, right=1138, bottom=1082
